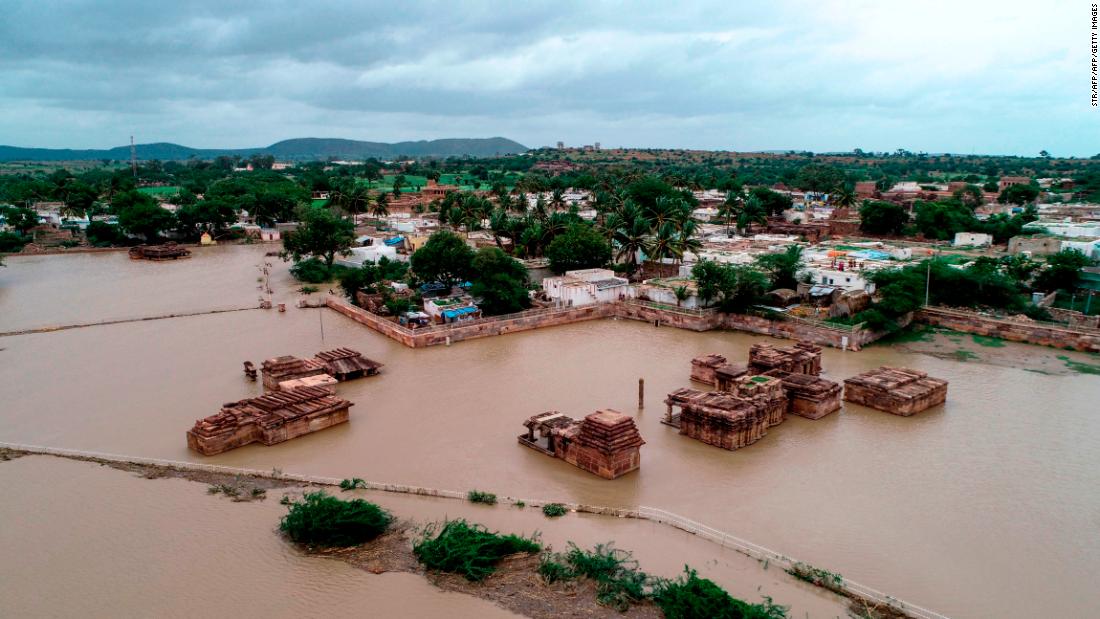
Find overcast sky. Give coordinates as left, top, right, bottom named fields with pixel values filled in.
left=1, top=0, right=1094, bottom=155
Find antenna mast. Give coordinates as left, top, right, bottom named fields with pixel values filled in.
left=130, top=135, right=137, bottom=177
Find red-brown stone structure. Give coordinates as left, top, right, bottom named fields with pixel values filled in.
left=186, top=387, right=353, bottom=456
left=748, top=341, right=822, bottom=375
left=260, top=356, right=328, bottom=391
left=314, top=348, right=383, bottom=381
left=519, top=409, right=644, bottom=479
left=690, top=339, right=841, bottom=420
left=663, top=377, right=786, bottom=451
left=128, top=243, right=191, bottom=260
left=843, top=367, right=948, bottom=416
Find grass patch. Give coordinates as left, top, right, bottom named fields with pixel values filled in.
left=413, top=519, right=540, bottom=581
left=970, top=334, right=1006, bottom=348
left=953, top=349, right=978, bottom=362
left=654, top=567, right=789, bottom=619
left=279, top=491, right=393, bottom=547
left=467, top=489, right=497, bottom=505
left=875, top=325, right=936, bottom=345
left=541, top=503, right=568, bottom=518
left=539, top=543, right=651, bottom=611
left=1061, top=357, right=1100, bottom=375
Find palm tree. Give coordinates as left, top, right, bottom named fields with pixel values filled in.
left=550, top=188, right=566, bottom=211
left=676, top=219, right=703, bottom=262
left=737, top=195, right=768, bottom=235
left=719, top=191, right=743, bottom=237
left=645, top=221, right=679, bottom=264
left=613, top=215, right=651, bottom=274
left=673, top=285, right=690, bottom=307
left=832, top=185, right=857, bottom=209
left=369, top=193, right=390, bottom=219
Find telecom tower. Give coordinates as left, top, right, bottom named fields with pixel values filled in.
left=130, top=136, right=137, bottom=177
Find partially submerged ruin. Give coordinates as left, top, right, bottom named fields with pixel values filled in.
left=260, top=356, right=328, bottom=391
left=187, top=386, right=353, bottom=456
left=128, top=243, right=191, bottom=261
left=689, top=340, right=841, bottom=421
left=259, top=349, right=383, bottom=391
left=314, top=348, right=383, bottom=381
left=664, top=375, right=787, bottom=451
left=843, top=367, right=948, bottom=416
left=519, top=409, right=644, bottom=479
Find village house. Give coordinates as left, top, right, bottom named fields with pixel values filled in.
left=542, top=268, right=633, bottom=307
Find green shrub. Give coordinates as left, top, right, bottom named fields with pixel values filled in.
left=289, top=257, right=349, bottom=283
left=467, top=489, right=497, bottom=505
left=413, top=519, right=540, bottom=581
left=279, top=491, right=393, bottom=547
left=0, top=231, right=28, bottom=252
left=785, top=562, right=843, bottom=592
left=540, top=543, right=651, bottom=611
left=299, top=285, right=319, bottom=294
left=654, top=568, right=789, bottom=619
left=339, top=478, right=367, bottom=491
left=542, top=503, right=568, bottom=518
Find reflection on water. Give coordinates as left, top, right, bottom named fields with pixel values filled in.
left=0, top=455, right=519, bottom=619
left=2, top=246, right=1099, bottom=618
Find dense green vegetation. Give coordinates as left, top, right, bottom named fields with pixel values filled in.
left=654, top=568, right=788, bottom=619
left=413, top=519, right=540, bottom=581
left=279, top=491, right=393, bottom=547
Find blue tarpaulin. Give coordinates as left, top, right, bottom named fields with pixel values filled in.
left=384, top=236, right=404, bottom=246
left=442, top=306, right=478, bottom=319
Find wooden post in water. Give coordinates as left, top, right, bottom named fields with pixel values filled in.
left=638, top=378, right=644, bottom=409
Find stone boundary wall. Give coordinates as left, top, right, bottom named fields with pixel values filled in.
left=915, top=307, right=1100, bottom=353
left=0, top=441, right=949, bottom=619
left=326, top=298, right=612, bottom=348
left=327, top=297, right=885, bottom=351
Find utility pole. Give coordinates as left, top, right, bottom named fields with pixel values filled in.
left=130, top=135, right=137, bottom=178
left=924, top=259, right=931, bottom=307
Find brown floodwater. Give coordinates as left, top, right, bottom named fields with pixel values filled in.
left=0, top=455, right=520, bottom=619
left=2, top=246, right=1099, bottom=618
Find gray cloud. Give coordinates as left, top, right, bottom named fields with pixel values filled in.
left=0, top=0, right=1092, bottom=155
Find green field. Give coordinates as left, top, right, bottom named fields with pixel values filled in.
left=137, top=185, right=181, bottom=197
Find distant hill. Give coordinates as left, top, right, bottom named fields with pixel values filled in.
left=0, top=137, right=528, bottom=162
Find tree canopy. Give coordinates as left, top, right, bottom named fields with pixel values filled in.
left=469, top=247, right=530, bottom=315
left=281, top=205, right=355, bottom=268
left=410, top=230, right=475, bottom=287
left=546, top=223, right=611, bottom=274
left=859, top=200, right=909, bottom=235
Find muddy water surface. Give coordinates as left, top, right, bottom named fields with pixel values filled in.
left=2, top=247, right=1099, bottom=618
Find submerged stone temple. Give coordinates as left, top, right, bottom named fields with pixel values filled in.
left=843, top=367, right=948, bottom=416
left=519, top=409, right=644, bottom=479
left=689, top=340, right=841, bottom=421
left=128, top=242, right=192, bottom=261
left=260, top=356, right=328, bottom=391
left=259, top=349, right=383, bottom=391
left=747, top=341, right=822, bottom=376
left=314, top=348, right=383, bottom=381
left=664, top=379, right=785, bottom=451
left=187, top=386, right=353, bottom=455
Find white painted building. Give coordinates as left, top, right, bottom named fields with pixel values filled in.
left=802, top=265, right=876, bottom=293
left=953, top=232, right=993, bottom=247
left=542, top=268, right=633, bottom=306
left=335, top=244, right=400, bottom=268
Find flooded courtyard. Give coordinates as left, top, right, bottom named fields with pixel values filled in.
left=2, top=246, right=1099, bottom=618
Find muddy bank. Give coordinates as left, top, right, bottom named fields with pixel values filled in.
left=884, top=326, right=1100, bottom=375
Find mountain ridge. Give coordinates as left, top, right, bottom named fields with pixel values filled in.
left=0, top=137, right=529, bottom=162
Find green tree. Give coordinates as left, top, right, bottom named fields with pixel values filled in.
left=858, top=201, right=909, bottom=235
left=176, top=198, right=235, bottom=238
left=997, top=184, right=1039, bottom=206
left=749, top=186, right=793, bottom=216
left=795, top=163, right=845, bottom=193
left=469, top=247, right=530, bottom=315
left=545, top=224, right=611, bottom=273
left=1033, top=249, right=1093, bottom=292
left=735, top=195, right=767, bottom=234
left=282, top=206, right=355, bottom=268
left=116, top=194, right=176, bottom=242
left=754, top=245, right=805, bottom=290
left=410, top=230, right=475, bottom=287
left=952, top=184, right=985, bottom=210
left=913, top=200, right=977, bottom=240
left=1, top=206, right=39, bottom=235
